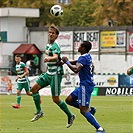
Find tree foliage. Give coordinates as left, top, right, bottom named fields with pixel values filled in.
left=0, top=0, right=132, bottom=27
left=61, top=0, right=96, bottom=26
left=93, top=0, right=133, bottom=26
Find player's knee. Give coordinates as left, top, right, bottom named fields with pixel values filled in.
left=65, top=98, right=69, bottom=104
left=17, top=90, right=21, bottom=95
left=31, top=83, right=40, bottom=94
left=26, top=91, right=32, bottom=96
left=80, top=107, right=89, bottom=115
left=65, top=95, right=72, bottom=105
left=53, top=99, right=58, bottom=104
left=31, top=87, right=35, bottom=93
left=65, top=98, right=71, bottom=105
left=52, top=97, right=60, bottom=104
left=80, top=109, right=86, bottom=115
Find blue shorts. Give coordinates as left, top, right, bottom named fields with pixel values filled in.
left=71, top=84, right=94, bottom=107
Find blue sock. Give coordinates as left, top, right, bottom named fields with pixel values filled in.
left=84, top=111, right=100, bottom=129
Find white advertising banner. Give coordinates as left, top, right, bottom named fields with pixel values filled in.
left=0, top=75, right=119, bottom=95
left=74, top=31, right=99, bottom=51
left=61, top=74, right=75, bottom=87
left=61, top=74, right=119, bottom=88
left=39, top=87, right=74, bottom=96
left=57, top=31, right=73, bottom=51
left=94, top=75, right=118, bottom=87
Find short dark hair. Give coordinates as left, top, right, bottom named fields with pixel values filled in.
left=49, top=24, right=59, bottom=35
left=15, top=54, right=21, bottom=58
left=81, top=41, right=92, bottom=52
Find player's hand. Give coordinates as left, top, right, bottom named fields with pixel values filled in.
left=62, top=57, right=68, bottom=63
left=15, top=75, right=22, bottom=82
left=44, top=57, right=49, bottom=62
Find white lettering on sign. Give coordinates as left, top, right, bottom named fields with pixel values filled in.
left=106, top=87, right=133, bottom=95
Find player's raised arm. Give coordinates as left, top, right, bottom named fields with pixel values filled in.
left=62, top=57, right=82, bottom=73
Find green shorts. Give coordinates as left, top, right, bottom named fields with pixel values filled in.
left=17, top=82, right=30, bottom=92
left=36, top=72, right=62, bottom=96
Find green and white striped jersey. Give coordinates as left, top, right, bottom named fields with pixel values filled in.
left=15, top=61, right=29, bottom=83
left=45, top=41, right=64, bottom=75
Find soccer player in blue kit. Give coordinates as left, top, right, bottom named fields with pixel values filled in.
left=62, top=41, right=106, bottom=133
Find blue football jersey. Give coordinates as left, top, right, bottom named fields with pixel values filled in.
left=77, top=53, right=95, bottom=86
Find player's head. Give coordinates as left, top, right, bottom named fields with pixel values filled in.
left=49, top=24, right=59, bottom=35
left=15, top=54, right=21, bottom=64
left=48, top=24, right=59, bottom=43
left=78, top=41, right=92, bottom=53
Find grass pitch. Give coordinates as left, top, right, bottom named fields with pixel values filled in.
left=0, top=95, right=132, bottom=133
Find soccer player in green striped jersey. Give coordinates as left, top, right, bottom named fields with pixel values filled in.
left=31, top=25, right=75, bottom=128
left=12, top=54, right=32, bottom=109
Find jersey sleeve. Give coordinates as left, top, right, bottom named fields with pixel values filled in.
left=78, top=56, right=87, bottom=66
left=21, top=62, right=28, bottom=70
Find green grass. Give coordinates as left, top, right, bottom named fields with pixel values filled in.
left=0, top=95, right=132, bottom=133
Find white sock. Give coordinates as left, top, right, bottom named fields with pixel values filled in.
left=98, top=127, right=104, bottom=131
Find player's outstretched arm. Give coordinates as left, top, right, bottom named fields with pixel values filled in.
left=69, top=60, right=77, bottom=65
left=62, top=57, right=82, bottom=73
